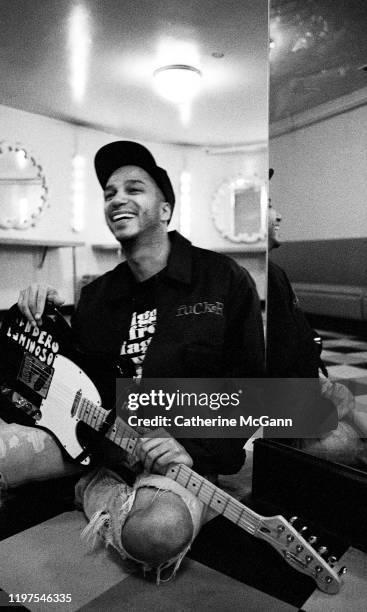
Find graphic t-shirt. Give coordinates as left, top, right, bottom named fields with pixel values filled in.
left=120, top=274, right=158, bottom=380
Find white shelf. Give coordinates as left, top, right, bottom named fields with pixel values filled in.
left=214, top=244, right=266, bottom=254
left=92, top=243, right=121, bottom=252
left=0, top=238, right=85, bottom=248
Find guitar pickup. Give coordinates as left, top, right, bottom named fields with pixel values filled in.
left=71, top=389, right=82, bottom=418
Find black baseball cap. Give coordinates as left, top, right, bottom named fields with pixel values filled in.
left=94, top=141, right=175, bottom=209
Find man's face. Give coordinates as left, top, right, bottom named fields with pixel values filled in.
left=103, top=165, right=171, bottom=242
left=268, top=199, right=282, bottom=250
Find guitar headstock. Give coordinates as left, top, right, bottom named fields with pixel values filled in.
left=257, top=514, right=344, bottom=594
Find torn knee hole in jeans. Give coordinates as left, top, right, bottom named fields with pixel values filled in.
left=80, top=481, right=194, bottom=583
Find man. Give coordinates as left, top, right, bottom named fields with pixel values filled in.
left=11, top=141, right=265, bottom=577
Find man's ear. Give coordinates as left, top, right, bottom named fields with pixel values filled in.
left=161, top=201, right=172, bottom=223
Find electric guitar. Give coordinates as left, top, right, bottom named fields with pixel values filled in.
left=0, top=305, right=345, bottom=594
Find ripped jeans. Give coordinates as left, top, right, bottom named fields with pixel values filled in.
left=0, top=418, right=82, bottom=500
left=75, top=467, right=210, bottom=583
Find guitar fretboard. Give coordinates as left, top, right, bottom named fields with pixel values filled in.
left=166, top=463, right=261, bottom=534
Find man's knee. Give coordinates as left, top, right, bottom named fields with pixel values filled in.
left=0, top=421, right=81, bottom=489
left=121, top=488, right=194, bottom=566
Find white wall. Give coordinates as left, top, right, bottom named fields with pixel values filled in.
left=269, top=104, right=367, bottom=241
left=0, top=104, right=266, bottom=308
left=184, top=146, right=267, bottom=297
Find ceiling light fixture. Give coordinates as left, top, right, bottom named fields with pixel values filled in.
left=153, top=64, right=202, bottom=104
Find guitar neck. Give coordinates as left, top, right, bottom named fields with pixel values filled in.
left=166, top=463, right=261, bottom=534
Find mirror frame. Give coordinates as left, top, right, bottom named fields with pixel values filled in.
left=211, top=175, right=267, bottom=244
left=0, top=141, right=49, bottom=230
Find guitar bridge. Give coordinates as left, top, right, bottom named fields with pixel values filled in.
left=17, top=353, right=53, bottom=399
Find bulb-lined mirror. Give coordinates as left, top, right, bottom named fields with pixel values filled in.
left=0, top=142, right=48, bottom=229
left=212, top=176, right=267, bottom=244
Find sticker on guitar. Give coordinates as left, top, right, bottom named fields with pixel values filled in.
left=19, top=353, right=53, bottom=399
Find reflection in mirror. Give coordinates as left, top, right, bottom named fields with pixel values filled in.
left=0, top=142, right=48, bottom=229
left=268, top=1, right=367, bottom=475
left=212, top=176, right=267, bottom=243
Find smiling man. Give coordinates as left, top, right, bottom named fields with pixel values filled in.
left=13, top=141, right=264, bottom=579
left=100, top=142, right=173, bottom=277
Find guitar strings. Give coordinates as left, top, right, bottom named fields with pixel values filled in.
left=172, top=464, right=261, bottom=531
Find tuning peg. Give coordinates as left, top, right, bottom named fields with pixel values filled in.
left=327, top=555, right=337, bottom=566
left=315, top=566, right=323, bottom=573
left=338, top=566, right=347, bottom=576
left=299, top=526, right=308, bottom=535
left=277, top=525, right=285, bottom=533
left=296, top=544, right=303, bottom=553
left=308, top=535, right=317, bottom=545
left=286, top=534, right=294, bottom=543
left=318, top=546, right=328, bottom=556
left=289, top=516, right=298, bottom=525
left=305, top=554, right=313, bottom=564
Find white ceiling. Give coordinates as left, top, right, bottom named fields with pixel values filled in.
left=0, top=0, right=269, bottom=147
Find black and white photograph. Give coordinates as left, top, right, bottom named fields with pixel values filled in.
left=0, top=1, right=366, bottom=610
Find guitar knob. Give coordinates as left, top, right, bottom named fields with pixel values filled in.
left=327, top=555, right=337, bottom=566
left=318, top=546, right=328, bottom=556
left=338, top=566, right=347, bottom=576
left=308, top=535, right=317, bottom=545
left=289, top=516, right=298, bottom=525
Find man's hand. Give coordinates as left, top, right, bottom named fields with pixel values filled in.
left=17, top=284, right=64, bottom=326
left=136, top=427, right=193, bottom=474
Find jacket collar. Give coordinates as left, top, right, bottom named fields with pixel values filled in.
left=106, top=231, right=192, bottom=301
left=163, top=230, right=192, bottom=285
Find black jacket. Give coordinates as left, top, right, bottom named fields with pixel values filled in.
left=72, top=231, right=265, bottom=475
left=267, top=260, right=321, bottom=377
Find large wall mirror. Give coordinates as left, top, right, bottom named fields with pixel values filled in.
left=268, top=0, right=367, bottom=474
left=0, top=142, right=48, bottom=229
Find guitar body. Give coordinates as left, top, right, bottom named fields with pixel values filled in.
left=38, top=354, right=101, bottom=465
left=0, top=304, right=104, bottom=465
